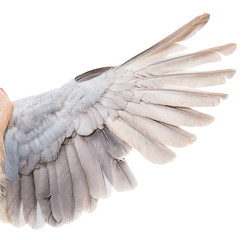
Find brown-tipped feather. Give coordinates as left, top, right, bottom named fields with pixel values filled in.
left=125, top=102, right=214, bottom=127
left=137, top=69, right=236, bottom=88
left=118, top=111, right=196, bottom=148
left=137, top=44, right=237, bottom=76
left=121, top=13, right=210, bottom=68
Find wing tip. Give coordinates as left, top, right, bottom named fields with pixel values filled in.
left=226, top=69, right=236, bottom=79
left=192, top=13, right=210, bottom=31
left=220, top=43, right=237, bottom=56
left=199, top=13, right=210, bottom=24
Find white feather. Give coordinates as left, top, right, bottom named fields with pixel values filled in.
left=137, top=69, right=236, bottom=88
left=106, top=118, right=175, bottom=164
left=134, top=88, right=227, bottom=107
left=137, top=44, right=236, bottom=76
left=118, top=111, right=196, bottom=147
left=18, top=201, right=26, bottom=227
left=35, top=202, right=45, bottom=229
left=127, top=43, right=186, bottom=71
left=125, top=102, right=214, bottom=127
left=89, top=107, right=104, bottom=129
left=76, top=112, right=96, bottom=136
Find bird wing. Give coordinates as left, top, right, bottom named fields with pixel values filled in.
left=1, top=13, right=236, bottom=228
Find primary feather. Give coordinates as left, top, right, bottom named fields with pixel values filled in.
left=0, top=13, right=236, bottom=228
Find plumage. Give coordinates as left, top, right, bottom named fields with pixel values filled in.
left=137, top=44, right=236, bottom=76
left=118, top=111, right=196, bottom=148
left=100, top=96, right=126, bottom=110
left=137, top=69, right=236, bottom=88
left=125, top=102, right=214, bottom=127
left=20, top=174, right=37, bottom=228
left=0, top=13, right=236, bottom=228
left=76, top=112, right=96, bottom=136
left=33, top=165, right=57, bottom=226
left=126, top=43, right=187, bottom=71
left=47, top=162, right=64, bottom=224
left=89, top=107, right=104, bottom=129
left=87, top=130, right=136, bottom=191
left=106, top=117, right=176, bottom=164
left=94, top=103, right=109, bottom=120
left=122, top=13, right=210, bottom=69
left=110, top=158, right=137, bottom=192
left=6, top=179, right=22, bottom=226
left=55, top=147, right=75, bottom=222
left=99, top=126, right=131, bottom=159
left=79, top=133, right=113, bottom=197
left=134, top=88, right=227, bottom=107
left=73, top=135, right=107, bottom=199
left=75, top=67, right=113, bottom=82
left=65, top=141, right=91, bottom=214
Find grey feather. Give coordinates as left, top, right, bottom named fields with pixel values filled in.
left=20, top=174, right=37, bottom=228
left=19, top=153, right=40, bottom=176
left=110, top=158, right=137, bottom=191
left=47, top=162, right=64, bottom=224
left=64, top=140, right=91, bottom=214
left=3, top=130, right=19, bottom=183
left=73, top=135, right=107, bottom=199
left=99, top=126, right=131, bottom=159
left=87, top=130, right=137, bottom=191
left=55, top=147, right=75, bottom=222
left=6, top=179, right=22, bottom=226
left=33, top=165, right=57, bottom=226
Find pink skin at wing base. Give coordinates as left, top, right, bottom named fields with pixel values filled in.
left=0, top=89, right=13, bottom=172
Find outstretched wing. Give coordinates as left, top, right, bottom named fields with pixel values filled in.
left=1, top=13, right=236, bottom=228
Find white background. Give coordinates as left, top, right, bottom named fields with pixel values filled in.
left=0, top=0, right=246, bottom=239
